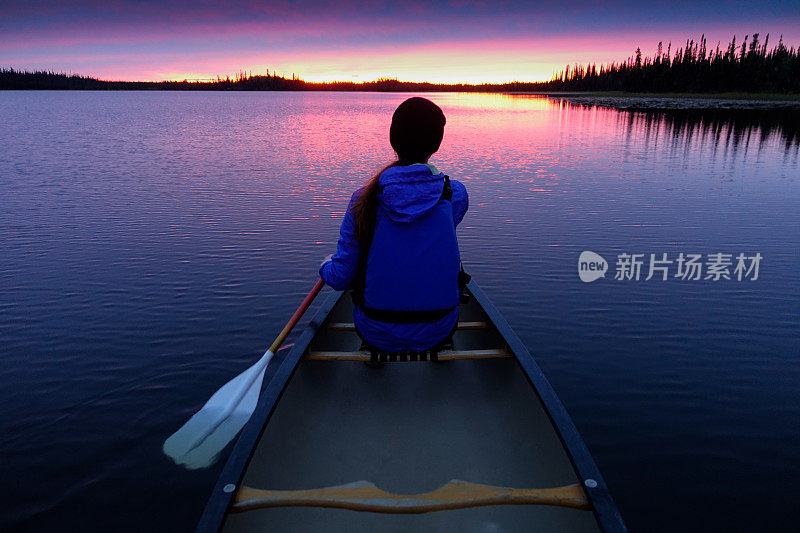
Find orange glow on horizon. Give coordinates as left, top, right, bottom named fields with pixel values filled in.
left=14, top=29, right=796, bottom=86
left=99, top=36, right=649, bottom=84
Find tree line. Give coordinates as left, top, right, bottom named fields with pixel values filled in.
left=0, top=68, right=306, bottom=90
left=2, top=34, right=798, bottom=93
left=550, top=34, right=799, bottom=93
left=0, top=68, right=546, bottom=92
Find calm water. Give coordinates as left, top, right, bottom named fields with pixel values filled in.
left=1, top=91, right=798, bottom=532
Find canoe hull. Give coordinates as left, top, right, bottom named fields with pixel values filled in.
left=196, top=282, right=626, bottom=532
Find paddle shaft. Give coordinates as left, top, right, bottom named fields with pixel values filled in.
left=268, top=278, right=325, bottom=353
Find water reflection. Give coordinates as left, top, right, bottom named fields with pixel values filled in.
left=551, top=96, right=800, bottom=151
left=1, top=91, right=798, bottom=533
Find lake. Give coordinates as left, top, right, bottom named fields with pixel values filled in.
left=1, top=91, right=798, bottom=532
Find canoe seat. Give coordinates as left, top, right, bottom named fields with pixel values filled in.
left=326, top=321, right=491, bottom=331
left=366, top=348, right=440, bottom=364
left=316, top=321, right=503, bottom=364
left=305, top=348, right=512, bottom=362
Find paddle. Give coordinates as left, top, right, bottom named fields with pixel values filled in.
left=163, top=278, right=326, bottom=469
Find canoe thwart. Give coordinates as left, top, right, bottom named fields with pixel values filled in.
left=305, top=348, right=512, bottom=362
left=231, top=479, right=590, bottom=514
left=326, top=321, right=491, bottom=331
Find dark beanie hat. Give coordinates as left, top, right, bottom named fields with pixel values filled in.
left=390, top=97, right=446, bottom=162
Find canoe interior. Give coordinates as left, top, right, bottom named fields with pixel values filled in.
left=222, top=289, right=602, bottom=532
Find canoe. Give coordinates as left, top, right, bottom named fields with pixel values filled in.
left=196, top=280, right=626, bottom=532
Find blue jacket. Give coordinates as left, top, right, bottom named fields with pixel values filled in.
left=320, top=163, right=468, bottom=351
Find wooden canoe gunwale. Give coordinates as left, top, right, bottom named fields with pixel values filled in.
left=195, top=281, right=626, bottom=532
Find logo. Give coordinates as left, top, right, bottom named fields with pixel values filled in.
left=578, top=251, right=608, bottom=282
left=577, top=251, right=762, bottom=282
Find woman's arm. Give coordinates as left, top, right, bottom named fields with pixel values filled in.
left=450, top=179, right=469, bottom=226
left=319, top=192, right=362, bottom=290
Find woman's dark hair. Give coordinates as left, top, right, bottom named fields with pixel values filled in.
left=352, top=97, right=446, bottom=250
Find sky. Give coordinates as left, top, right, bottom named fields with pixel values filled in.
left=1, top=1, right=799, bottom=83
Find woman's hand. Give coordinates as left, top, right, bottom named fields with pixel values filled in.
left=320, top=254, right=333, bottom=268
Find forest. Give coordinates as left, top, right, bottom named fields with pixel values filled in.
left=549, top=33, right=799, bottom=93
left=2, top=34, right=798, bottom=93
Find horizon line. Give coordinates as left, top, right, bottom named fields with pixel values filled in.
left=0, top=67, right=558, bottom=86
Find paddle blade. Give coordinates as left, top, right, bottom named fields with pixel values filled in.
left=163, top=350, right=273, bottom=470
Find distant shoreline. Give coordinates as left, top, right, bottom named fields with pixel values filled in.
left=513, top=91, right=800, bottom=110
left=5, top=33, right=799, bottom=95
left=3, top=87, right=798, bottom=106
left=511, top=91, right=800, bottom=101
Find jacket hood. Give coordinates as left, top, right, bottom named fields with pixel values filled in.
left=378, top=164, right=446, bottom=223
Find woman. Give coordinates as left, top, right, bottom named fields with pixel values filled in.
left=320, top=97, right=468, bottom=352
